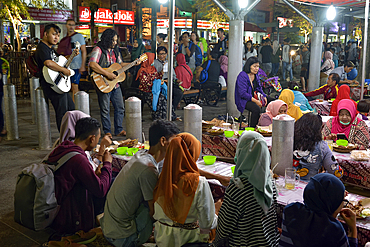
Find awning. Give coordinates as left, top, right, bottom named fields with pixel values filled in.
left=244, top=22, right=267, bottom=32
left=140, top=0, right=195, bottom=13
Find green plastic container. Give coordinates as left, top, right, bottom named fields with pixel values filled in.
left=231, top=165, right=236, bottom=174
left=238, top=130, right=244, bottom=136
left=224, top=130, right=234, bottom=138
left=127, top=147, right=139, bottom=156
left=336, top=139, right=348, bottom=147
left=203, top=155, right=217, bottom=165
left=245, top=127, right=255, bottom=131
left=116, top=147, right=128, bottom=155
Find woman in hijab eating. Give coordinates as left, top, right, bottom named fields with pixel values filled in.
left=279, top=89, right=303, bottom=121
left=279, top=173, right=358, bottom=247
left=330, top=85, right=356, bottom=116
left=153, top=133, right=217, bottom=247
left=323, top=99, right=369, bottom=149
left=214, top=131, right=280, bottom=247
left=258, top=99, right=287, bottom=126
left=175, top=53, right=193, bottom=90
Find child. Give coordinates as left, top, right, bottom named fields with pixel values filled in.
left=357, top=99, right=370, bottom=120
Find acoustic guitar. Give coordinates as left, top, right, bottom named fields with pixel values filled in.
left=43, top=41, right=81, bottom=94
left=92, top=53, right=148, bottom=93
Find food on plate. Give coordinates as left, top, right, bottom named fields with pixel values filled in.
left=208, top=128, right=224, bottom=136
left=118, top=139, right=138, bottom=148
left=347, top=199, right=370, bottom=218
left=350, top=150, right=370, bottom=161
left=362, top=208, right=370, bottom=217
left=332, top=143, right=356, bottom=149
left=256, top=128, right=271, bottom=133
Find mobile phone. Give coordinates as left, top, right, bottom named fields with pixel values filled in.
left=337, top=133, right=348, bottom=141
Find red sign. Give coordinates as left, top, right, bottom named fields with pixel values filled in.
left=79, top=6, right=134, bottom=25
left=157, top=19, right=229, bottom=30
left=26, top=7, right=73, bottom=22
left=277, top=17, right=293, bottom=28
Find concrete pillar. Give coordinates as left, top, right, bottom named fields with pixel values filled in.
left=3, top=84, right=19, bottom=140
left=308, top=26, right=324, bottom=92
left=74, top=91, right=90, bottom=115
left=29, top=77, right=39, bottom=124
left=227, top=20, right=244, bottom=117
left=35, top=87, right=51, bottom=150
left=125, top=97, right=142, bottom=142
left=184, top=104, right=202, bottom=142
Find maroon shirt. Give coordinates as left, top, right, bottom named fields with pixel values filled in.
left=48, top=140, right=112, bottom=234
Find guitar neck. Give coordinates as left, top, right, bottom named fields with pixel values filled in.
left=116, top=60, right=138, bottom=74
left=64, top=50, right=78, bottom=68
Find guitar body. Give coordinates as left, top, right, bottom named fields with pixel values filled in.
left=43, top=55, right=74, bottom=94
left=92, top=63, right=127, bottom=93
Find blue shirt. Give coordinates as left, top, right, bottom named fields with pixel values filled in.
left=70, top=33, right=86, bottom=70
left=292, top=90, right=313, bottom=111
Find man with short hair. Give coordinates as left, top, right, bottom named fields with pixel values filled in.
left=216, top=28, right=227, bottom=58
left=57, top=19, right=87, bottom=102
left=330, top=61, right=357, bottom=85
left=195, top=49, right=220, bottom=84
left=282, top=38, right=294, bottom=82
left=260, top=38, right=273, bottom=76
left=48, top=117, right=112, bottom=234
left=178, top=32, right=196, bottom=71
left=304, top=73, right=340, bottom=100
left=35, top=24, right=75, bottom=131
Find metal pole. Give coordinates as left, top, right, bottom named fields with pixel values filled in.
left=167, top=0, right=175, bottom=121
left=125, top=97, right=142, bottom=142
left=35, top=87, right=51, bottom=150
left=74, top=91, right=90, bottom=115
left=281, top=0, right=316, bottom=26
left=212, top=0, right=234, bottom=19
left=3, top=83, right=19, bottom=140
left=308, top=26, right=324, bottom=91
left=360, top=0, right=369, bottom=100
left=29, top=77, right=39, bottom=124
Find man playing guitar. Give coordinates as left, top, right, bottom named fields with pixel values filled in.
left=35, top=24, right=76, bottom=131
left=89, top=29, right=138, bottom=137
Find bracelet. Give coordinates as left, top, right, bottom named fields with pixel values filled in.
left=185, top=46, right=188, bottom=49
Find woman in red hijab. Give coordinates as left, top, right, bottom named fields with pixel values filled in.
left=175, top=53, right=193, bottom=90
left=329, top=85, right=356, bottom=116
left=323, top=99, right=369, bottom=149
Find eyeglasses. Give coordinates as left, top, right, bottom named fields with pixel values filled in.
left=343, top=199, right=349, bottom=207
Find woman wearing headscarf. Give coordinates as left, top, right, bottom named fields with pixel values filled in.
left=323, top=99, right=369, bottom=149
left=219, top=55, right=228, bottom=84
left=279, top=89, right=303, bottom=121
left=130, top=38, right=145, bottom=87
left=288, top=81, right=313, bottom=112
left=271, top=40, right=281, bottom=77
left=320, top=51, right=335, bottom=86
left=175, top=53, right=193, bottom=90
left=214, top=132, right=280, bottom=247
left=279, top=173, right=358, bottom=247
left=153, top=133, right=217, bottom=247
left=258, top=100, right=287, bottom=126
left=330, top=85, right=357, bottom=116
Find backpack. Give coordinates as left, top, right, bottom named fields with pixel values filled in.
left=57, top=33, right=77, bottom=56
left=26, top=53, right=41, bottom=78
left=199, top=60, right=211, bottom=84
left=14, top=152, right=79, bottom=231
left=189, top=42, right=203, bottom=67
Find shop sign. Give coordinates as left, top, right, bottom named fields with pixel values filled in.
left=277, top=17, right=293, bottom=28
left=26, top=7, right=73, bottom=22
left=79, top=6, right=134, bottom=25
left=77, top=25, right=90, bottom=29
left=157, top=19, right=229, bottom=30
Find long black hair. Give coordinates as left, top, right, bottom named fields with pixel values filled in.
left=243, top=56, right=259, bottom=74
left=99, top=29, right=117, bottom=50
left=246, top=40, right=254, bottom=53
left=294, top=113, right=323, bottom=151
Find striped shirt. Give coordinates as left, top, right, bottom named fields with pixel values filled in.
left=214, top=177, right=280, bottom=247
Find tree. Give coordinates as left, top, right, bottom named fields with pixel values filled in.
left=0, top=0, right=67, bottom=52
left=194, top=0, right=230, bottom=32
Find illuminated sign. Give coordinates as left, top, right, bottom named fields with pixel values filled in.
left=79, top=6, right=134, bottom=25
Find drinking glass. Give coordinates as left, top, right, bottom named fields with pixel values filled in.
left=285, top=168, right=300, bottom=190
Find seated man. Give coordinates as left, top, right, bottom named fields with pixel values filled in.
left=48, top=117, right=112, bottom=234
left=304, top=73, right=340, bottom=100
left=195, top=49, right=220, bottom=88
left=330, top=61, right=358, bottom=85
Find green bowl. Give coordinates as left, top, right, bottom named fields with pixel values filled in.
left=238, top=130, right=244, bottom=136
left=336, top=139, right=348, bottom=147
left=116, top=147, right=128, bottom=155
left=203, top=155, right=217, bottom=165
left=224, top=130, right=234, bottom=138
left=127, top=147, right=139, bottom=156
left=231, top=165, right=236, bottom=174
left=245, top=127, right=255, bottom=131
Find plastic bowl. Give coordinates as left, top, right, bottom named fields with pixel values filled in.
left=127, top=147, right=139, bottom=156
left=238, top=130, right=244, bottom=136
left=224, top=130, right=234, bottom=138
left=116, top=147, right=128, bottom=155
left=231, top=165, right=236, bottom=174
left=245, top=127, right=255, bottom=131
left=203, top=155, right=217, bottom=165
left=336, top=139, right=348, bottom=147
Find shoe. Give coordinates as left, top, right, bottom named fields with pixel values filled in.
left=0, top=130, right=6, bottom=137
left=61, top=230, right=97, bottom=244
left=117, top=130, right=126, bottom=136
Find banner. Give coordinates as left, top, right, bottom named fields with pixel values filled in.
left=79, top=6, right=134, bottom=25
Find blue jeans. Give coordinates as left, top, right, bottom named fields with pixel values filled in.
left=282, top=61, right=293, bottom=81
left=0, top=91, right=3, bottom=131
left=71, top=69, right=81, bottom=85
left=96, top=86, right=124, bottom=135
left=271, top=63, right=280, bottom=76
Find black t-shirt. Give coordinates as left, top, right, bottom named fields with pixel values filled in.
left=260, top=45, right=273, bottom=63
left=201, top=60, right=220, bottom=83
left=35, top=41, right=58, bottom=85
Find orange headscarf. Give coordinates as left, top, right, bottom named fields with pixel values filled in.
left=153, top=133, right=201, bottom=224
left=329, top=85, right=357, bottom=116
left=136, top=52, right=157, bottom=80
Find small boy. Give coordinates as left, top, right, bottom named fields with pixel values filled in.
left=357, top=99, right=370, bottom=120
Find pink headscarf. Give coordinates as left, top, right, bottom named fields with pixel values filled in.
left=264, top=100, right=287, bottom=120
left=219, top=55, right=228, bottom=74
left=331, top=99, right=358, bottom=138
left=59, top=110, right=90, bottom=142
left=324, top=51, right=335, bottom=70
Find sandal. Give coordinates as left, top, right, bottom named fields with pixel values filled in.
left=61, top=230, right=97, bottom=244
left=48, top=239, right=88, bottom=247
left=117, top=130, right=126, bottom=136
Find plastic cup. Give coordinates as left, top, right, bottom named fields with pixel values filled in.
left=238, top=130, right=244, bottom=136
left=127, top=147, right=139, bottom=156
left=116, top=147, right=128, bottom=155
left=203, top=155, right=217, bottom=165
left=224, top=130, right=234, bottom=138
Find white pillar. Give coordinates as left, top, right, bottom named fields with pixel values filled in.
left=227, top=20, right=244, bottom=117
left=308, top=26, right=324, bottom=91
